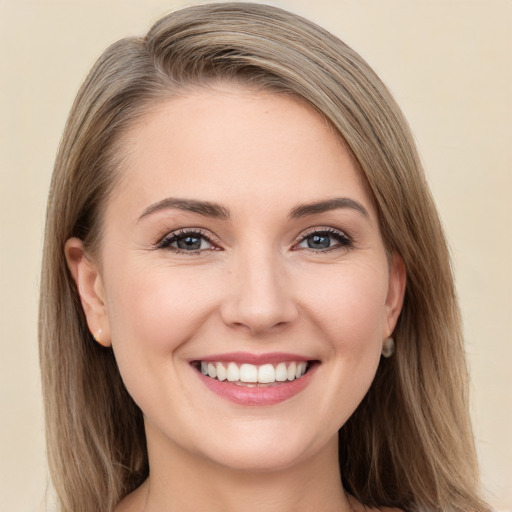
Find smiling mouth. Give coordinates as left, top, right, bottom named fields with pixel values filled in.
left=191, top=360, right=313, bottom=386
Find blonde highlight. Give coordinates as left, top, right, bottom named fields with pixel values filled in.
left=40, top=4, right=489, bottom=511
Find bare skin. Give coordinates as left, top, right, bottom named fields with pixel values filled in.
left=67, top=84, right=405, bottom=512
left=117, top=476, right=401, bottom=512
left=117, top=437, right=349, bottom=512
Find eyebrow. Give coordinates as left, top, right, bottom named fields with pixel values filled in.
left=138, top=198, right=230, bottom=222
left=138, top=196, right=368, bottom=222
left=289, top=198, right=369, bottom=219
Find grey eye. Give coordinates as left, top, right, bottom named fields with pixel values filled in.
left=175, top=234, right=207, bottom=250
left=304, top=234, right=332, bottom=249
left=296, top=229, right=352, bottom=251
left=159, top=230, right=215, bottom=252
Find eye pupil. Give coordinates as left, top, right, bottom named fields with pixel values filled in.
left=177, top=235, right=202, bottom=250
left=308, top=234, right=331, bottom=249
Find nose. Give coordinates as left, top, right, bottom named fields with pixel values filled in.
left=220, top=246, right=299, bottom=336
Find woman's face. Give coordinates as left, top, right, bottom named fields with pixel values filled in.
left=69, top=85, right=405, bottom=473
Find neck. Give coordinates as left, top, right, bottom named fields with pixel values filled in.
left=127, top=422, right=352, bottom=512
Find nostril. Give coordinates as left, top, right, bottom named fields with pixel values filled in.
left=219, top=270, right=299, bottom=334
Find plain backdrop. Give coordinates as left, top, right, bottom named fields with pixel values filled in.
left=1, top=1, right=510, bottom=511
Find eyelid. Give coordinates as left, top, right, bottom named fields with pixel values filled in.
left=156, top=227, right=222, bottom=252
left=293, top=226, right=353, bottom=251
left=153, top=225, right=353, bottom=254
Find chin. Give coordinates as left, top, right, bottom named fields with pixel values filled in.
left=204, top=444, right=312, bottom=474
left=189, top=420, right=333, bottom=474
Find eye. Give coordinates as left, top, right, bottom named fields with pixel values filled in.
left=295, top=228, right=352, bottom=252
left=157, top=229, right=219, bottom=254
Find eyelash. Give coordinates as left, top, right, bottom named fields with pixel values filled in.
left=156, top=228, right=219, bottom=254
left=294, top=227, right=353, bottom=253
left=156, top=227, right=353, bottom=255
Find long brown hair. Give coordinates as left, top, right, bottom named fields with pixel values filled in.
left=40, top=3, right=489, bottom=511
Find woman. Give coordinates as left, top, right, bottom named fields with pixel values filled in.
left=39, top=3, right=490, bottom=511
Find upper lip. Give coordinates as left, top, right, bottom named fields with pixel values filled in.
left=189, top=352, right=314, bottom=365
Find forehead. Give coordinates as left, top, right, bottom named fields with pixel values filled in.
left=109, top=85, right=375, bottom=220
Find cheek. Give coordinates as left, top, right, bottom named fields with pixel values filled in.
left=298, top=263, right=388, bottom=426
left=106, top=264, right=222, bottom=350
left=102, top=260, right=224, bottom=394
left=299, top=260, right=389, bottom=349
left=102, top=262, right=227, bottom=424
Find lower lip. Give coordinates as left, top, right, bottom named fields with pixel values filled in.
left=195, top=364, right=317, bottom=406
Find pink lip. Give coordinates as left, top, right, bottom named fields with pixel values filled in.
left=190, top=352, right=311, bottom=365
left=191, top=356, right=319, bottom=406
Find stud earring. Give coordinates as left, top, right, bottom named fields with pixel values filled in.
left=92, top=328, right=103, bottom=345
left=381, top=337, right=395, bottom=358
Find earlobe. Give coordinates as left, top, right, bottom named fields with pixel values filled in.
left=384, top=253, right=407, bottom=337
left=65, top=237, right=111, bottom=347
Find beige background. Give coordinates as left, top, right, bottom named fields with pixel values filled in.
left=1, top=0, right=510, bottom=510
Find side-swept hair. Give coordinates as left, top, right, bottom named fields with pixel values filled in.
left=40, top=3, right=489, bottom=511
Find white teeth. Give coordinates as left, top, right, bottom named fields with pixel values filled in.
left=239, top=364, right=258, bottom=383
left=258, top=364, right=275, bottom=384
left=287, top=362, right=297, bottom=381
left=275, top=362, right=288, bottom=382
left=207, top=363, right=217, bottom=379
left=198, top=360, right=310, bottom=384
left=227, top=362, right=240, bottom=382
left=216, top=362, right=227, bottom=381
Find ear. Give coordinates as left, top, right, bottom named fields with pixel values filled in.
left=383, top=252, right=406, bottom=338
left=65, top=237, right=111, bottom=347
